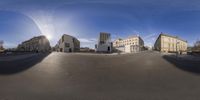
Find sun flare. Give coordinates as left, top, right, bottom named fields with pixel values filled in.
left=45, top=34, right=52, bottom=40
left=39, top=24, right=54, bottom=41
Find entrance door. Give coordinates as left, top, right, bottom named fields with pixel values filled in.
left=108, top=47, right=110, bottom=52
left=60, top=48, right=63, bottom=52
left=69, top=48, right=72, bottom=52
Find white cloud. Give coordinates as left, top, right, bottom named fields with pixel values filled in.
left=143, top=33, right=159, bottom=47
left=78, top=38, right=97, bottom=43
left=78, top=38, right=97, bottom=49
left=132, top=30, right=140, bottom=34
left=143, top=33, right=157, bottom=40
left=4, top=41, right=17, bottom=48
left=78, top=38, right=97, bottom=48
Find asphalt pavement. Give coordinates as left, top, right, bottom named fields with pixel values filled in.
left=0, top=51, right=200, bottom=100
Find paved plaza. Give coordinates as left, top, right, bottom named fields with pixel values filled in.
left=0, top=51, right=200, bottom=100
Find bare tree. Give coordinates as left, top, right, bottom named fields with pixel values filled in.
left=0, top=40, right=4, bottom=49
left=193, top=40, right=200, bottom=52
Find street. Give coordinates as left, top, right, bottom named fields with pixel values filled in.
left=0, top=51, right=200, bottom=100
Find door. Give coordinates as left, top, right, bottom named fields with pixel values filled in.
left=69, top=48, right=72, bottom=52
left=60, top=48, right=63, bottom=52
left=108, top=46, right=110, bottom=52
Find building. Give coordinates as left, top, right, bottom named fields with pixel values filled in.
left=17, top=35, right=51, bottom=52
left=154, top=33, right=187, bottom=53
left=95, top=32, right=112, bottom=53
left=56, top=34, right=80, bottom=52
left=113, top=35, right=144, bottom=53
left=80, top=47, right=95, bottom=52
left=80, top=47, right=90, bottom=52
left=0, top=40, right=4, bottom=53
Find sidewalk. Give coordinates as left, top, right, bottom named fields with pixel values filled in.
left=163, top=53, right=200, bottom=61
left=70, top=52, right=121, bottom=56
left=0, top=53, right=39, bottom=61
left=63, top=52, right=136, bottom=56
left=177, top=55, right=200, bottom=61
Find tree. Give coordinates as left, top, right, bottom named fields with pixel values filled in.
left=193, top=40, right=200, bottom=52
left=194, top=41, right=200, bottom=47
left=0, top=40, right=4, bottom=50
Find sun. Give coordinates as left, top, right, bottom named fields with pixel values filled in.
left=38, top=23, right=54, bottom=41
left=46, top=34, right=53, bottom=40
left=41, top=27, right=53, bottom=40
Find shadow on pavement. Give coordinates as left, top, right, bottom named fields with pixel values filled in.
left=0, top=53, right=50, bottom=75
left=163, top=55, right=200, bottom=75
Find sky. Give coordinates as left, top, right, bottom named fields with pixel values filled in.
left=0, top=0, right=200, bottom=48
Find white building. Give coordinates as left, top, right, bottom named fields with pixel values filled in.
left=113, top=35, right=144, bottom=53
left=95, top=32, right=112, bottom=53
left=56, top=34, right=80, bottom=52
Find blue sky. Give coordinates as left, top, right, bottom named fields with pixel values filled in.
left=0, top=0, right=200, bottom=48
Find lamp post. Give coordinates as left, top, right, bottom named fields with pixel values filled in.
left=176, top=41, right=180, bottom=59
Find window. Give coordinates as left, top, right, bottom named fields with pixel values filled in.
left=100, top=41, right=105, bottom=44
left=65, top=43, right=70, bottom=47
left=95, top=44, right=97, bottom=48
left=62, top=36, right=64, bottom=43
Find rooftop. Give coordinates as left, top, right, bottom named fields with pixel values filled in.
left=62, top=34, right=78, bottom=40
left=22, top=35, right=47, bottom=43
left=113, top=35, right=141, bottom=42
left=160, top=33, right=187, bottom=42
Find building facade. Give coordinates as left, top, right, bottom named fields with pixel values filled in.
left=113, top=36, right=144, bottom=53
left=17, top=35, right=51, bottom=52
left=56, top=34, right=80, bottom=52
left=95, top=32, right=112, bottom=53
left=154, top=33, right=187, bottom=53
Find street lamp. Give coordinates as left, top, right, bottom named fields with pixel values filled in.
left=176, top=41, right=180, bottom=59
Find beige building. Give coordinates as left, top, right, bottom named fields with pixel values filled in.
left=56, top=34, right=80, bottom=52
left=154, top=33, right=187, bottom=53
left=95, top=32, right=112, bottom=52
left=17, top=35, right=51, bottom=52
left=113, top=36, right=144, bottom=53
